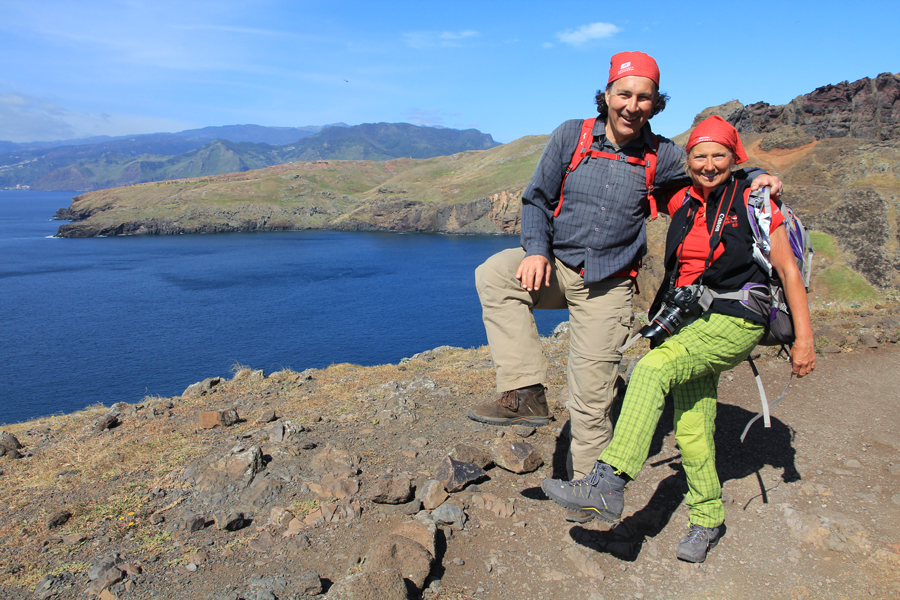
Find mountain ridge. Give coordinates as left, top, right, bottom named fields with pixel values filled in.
left=0, top=123, right=499, bottom=191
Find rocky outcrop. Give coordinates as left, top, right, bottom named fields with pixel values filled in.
left=55, top=203, right=328, bottom=238
left=0, top=431, right=23, bottom=459
left=789, top=185, right=900, bottom=288
left=56, top=190, right=524, bottom=238
left=330, top=189, right=523, bottom=235
left=695, top=73, right=900, bottom=144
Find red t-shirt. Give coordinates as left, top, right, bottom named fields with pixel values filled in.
left=666, top=186, right=785, bottom=288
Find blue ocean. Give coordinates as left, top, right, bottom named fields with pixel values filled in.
left=0, top=190, right=567, bottom=425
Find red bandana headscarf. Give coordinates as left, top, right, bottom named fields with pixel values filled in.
left=686, top=115, right=749, bottom=164
left=607, top=51, right=660, bottom=87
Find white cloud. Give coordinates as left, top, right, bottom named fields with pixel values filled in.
left=402, top=108, right=463, bottom=127
left=0, top=92, right=193, bottom=143
left=556, top=22, right=620, bottom=46
left=0, top=93, right=76, bottom=142
left=402, top=29, right=479, bottom=49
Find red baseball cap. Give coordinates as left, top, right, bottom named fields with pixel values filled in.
left=687, top=115, right=749, bottom=164
left=607, top=51, right=660, bottom=87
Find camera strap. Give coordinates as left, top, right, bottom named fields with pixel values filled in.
left=697, top=178, right=739, bottom=287
left=669, top=178, right=738, bottom=289
left=668, top=190, right=697, bottom=288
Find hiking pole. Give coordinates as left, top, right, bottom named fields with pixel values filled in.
left=740, top=357, right=794, bottom=442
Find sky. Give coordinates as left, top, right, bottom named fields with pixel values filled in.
left=1, top=0, right=897, bottom=145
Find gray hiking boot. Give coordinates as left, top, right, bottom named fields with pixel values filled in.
left=676, top=523, right=720, bottom=563
left=541, top=461, right=626, bottom=524
left=466, top=384, right=550, bottom=427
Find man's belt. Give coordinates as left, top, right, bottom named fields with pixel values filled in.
left=563, top=260, right=642, bottom=293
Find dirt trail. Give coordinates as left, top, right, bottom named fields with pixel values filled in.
left=1, top=327, right=899, bottom=600
left=427, top=343, right=900, bottom=600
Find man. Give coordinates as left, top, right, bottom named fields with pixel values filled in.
left=467, top=51, right=780, bottom=521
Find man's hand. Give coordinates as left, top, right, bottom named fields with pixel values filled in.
left=749, top=174, right=784, bottom=198
left=516, top=255, right=552, bottom=291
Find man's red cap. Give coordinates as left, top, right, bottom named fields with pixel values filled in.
left=607, top=51, right=660, bottom=87
left=686, top=115, right=749, bottom=164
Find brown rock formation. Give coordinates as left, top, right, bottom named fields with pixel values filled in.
left=695, top=73, right=900, bottom=144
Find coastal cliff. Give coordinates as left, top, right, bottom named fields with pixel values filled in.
left=54, top=74, right=900, bottom=292
left=53, top=135, right=545, bottom=240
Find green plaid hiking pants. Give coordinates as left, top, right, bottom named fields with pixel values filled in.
left=599, top=312, right=764, bottom=527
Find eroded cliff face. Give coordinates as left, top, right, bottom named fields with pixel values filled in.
left=327, top=189, right=524, bottom=235
left=694, top=73, right=900, bottom=146
left=55, top=202, right=341, bottom=238
left=753, top=136, right=900, bottom=290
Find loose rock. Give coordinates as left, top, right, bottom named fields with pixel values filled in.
left=451, top=444, right=494, bottom=470
left=199, top=409, right=239, bottom=429
left=326, top=568, right=409, bottom=600
left=510, top=425, right=536, bottom=437
left=390, top=520, right=437, bottom=558
left=431, top=504, right=467, bottom=529
left=183, top=377, right=223, bottom=398
left=471, top=493, right=515, bottom=518
left=214, top=511, right=247, bottom=531
left=46, top=509, right=72, bottom=530
left=94, top=414, right=119, bottom=433
left=489, top=439, right=544, bottom=473
left=366, top=474, right=415, bottom=504
left=432, top=456, right=486, bottom=492
left=417, top=480, right=448, bottom=510
left=365, top=534, right=433, bottom=590
left=185, top=445, right=263, bottom=505
left=294, top=570, right=323, bottom=596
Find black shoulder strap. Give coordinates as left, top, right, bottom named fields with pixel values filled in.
left=697, top=178, right=739, bottom=286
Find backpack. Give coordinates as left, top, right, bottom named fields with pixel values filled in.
left=745, top=186, right=814, bottom=346
left=740, top=186, right=814, bottom=441
left=553, top=118, right=659, bottom=219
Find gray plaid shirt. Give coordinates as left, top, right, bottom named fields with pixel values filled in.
left=521, top=118, right=689, bottom=286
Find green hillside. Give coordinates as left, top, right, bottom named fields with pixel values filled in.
left=1, top=123, right=499, bottom=192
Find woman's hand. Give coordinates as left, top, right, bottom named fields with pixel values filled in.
left=789, top=335, right=816, bottom=377
left=750, top=174, right=784, bottom=198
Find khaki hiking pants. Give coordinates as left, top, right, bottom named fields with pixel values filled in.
left=475, top=247, right=634, bottom=479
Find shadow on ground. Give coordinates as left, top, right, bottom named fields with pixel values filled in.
left=536, top=383, right=800, bottom=562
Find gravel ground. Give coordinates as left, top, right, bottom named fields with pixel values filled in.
left=1, top=311, right=899, bottom=600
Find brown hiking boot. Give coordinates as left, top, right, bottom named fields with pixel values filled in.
left=565, top=509, right=596, bottom=523
left=466, top=385, right=550, bottom=426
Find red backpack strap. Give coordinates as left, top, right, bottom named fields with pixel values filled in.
left=644, top=134, right=659, bottom=220
left=553, top=118, right=596, bottom=218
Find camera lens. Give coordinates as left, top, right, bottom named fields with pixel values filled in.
left=639, top=322, right=669, bottom=348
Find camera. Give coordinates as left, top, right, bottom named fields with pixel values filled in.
left=639, top=285, right=708, bottom=348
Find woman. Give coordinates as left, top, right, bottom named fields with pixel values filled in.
left=541, top=115, right=815, bottom=563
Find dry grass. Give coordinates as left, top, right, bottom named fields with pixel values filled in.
left=3, top=323, right=897, bottom=592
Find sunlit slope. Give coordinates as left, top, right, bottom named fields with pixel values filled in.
left=55, top=135, right=548, bottom=237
